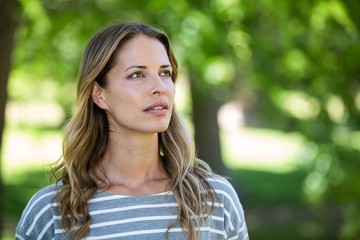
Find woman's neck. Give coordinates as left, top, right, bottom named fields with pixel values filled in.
left=96, top=131, right=169, bottom=194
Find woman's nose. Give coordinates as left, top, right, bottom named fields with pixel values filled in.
left=150, top=75, right=166, bottom=95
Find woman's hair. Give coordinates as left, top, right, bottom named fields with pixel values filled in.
left=51, top=22, right=216, bottom=239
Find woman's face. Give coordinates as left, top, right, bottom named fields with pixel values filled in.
left=93, top=34, right=175, bottom=135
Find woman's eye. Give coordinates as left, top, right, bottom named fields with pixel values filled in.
left=160, top=70, right=172, bottom=77
left=127, top=72, right=144, bottom=79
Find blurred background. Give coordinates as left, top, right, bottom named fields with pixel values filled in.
left=1, top=0, right=359, bottom=239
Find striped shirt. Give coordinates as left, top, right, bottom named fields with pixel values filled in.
left=15, top=175, right=249, bottom=239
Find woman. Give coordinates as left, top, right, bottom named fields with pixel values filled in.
left=15, top=22, right=249, bottom=240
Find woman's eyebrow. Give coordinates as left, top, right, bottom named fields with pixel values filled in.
left=124, top=65, right=146, bottom=72
left=160, top=64, right=172, bottom=69
left=124, top=64, right=172, bottom=72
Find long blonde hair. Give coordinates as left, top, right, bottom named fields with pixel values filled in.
left=52, top=22, right=215, bottom=239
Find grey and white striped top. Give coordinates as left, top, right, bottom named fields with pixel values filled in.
left=15, top=175, right=249, bottom=239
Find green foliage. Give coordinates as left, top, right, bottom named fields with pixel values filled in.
left=240, top=0, right=360, bottom=238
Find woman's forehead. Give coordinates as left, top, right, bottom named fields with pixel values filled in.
left=115, top=35, right=170, bottom=67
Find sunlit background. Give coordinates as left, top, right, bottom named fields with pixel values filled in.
left=1, top=0, right=360, bottom=239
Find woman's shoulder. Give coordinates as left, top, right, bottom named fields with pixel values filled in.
left=26, top=183, right=61, bottom=206
left=18, top=183, right=61, bottom=219
left=206, top=174, right=237, bottom=193
left=206, top=173, right=244, bottom=209
left=206, top=174, right=249, bottom=238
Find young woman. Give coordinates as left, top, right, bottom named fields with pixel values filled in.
left=15, top=22, right=249, bottom=240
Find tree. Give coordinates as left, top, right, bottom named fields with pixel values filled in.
left=0, top=0, right=21, bottom=234
left=159, top=2, right=248, bottom=175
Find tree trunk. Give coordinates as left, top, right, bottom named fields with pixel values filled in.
left=190, top=85, right=228, bottom=176
left=0, top=0, right=20, bottom=235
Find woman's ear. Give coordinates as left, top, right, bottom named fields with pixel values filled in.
left=92, top=82, right=108, bottom=110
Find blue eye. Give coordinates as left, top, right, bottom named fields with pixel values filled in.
left=160, top=70, right=172, bottom=77
left=127, top=72, right=144, bottom=79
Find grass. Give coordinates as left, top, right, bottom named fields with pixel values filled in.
left=231, top=169, right=307, bottom=208
left=221, top=127, right=304, bottom=173
left=229, top=168, right=342, bottom=239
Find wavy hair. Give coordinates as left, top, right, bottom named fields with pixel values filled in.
left=51, top=22, right=216, bottom=239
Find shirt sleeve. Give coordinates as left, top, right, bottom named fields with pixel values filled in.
left=211, top=176, right=249, bottom=240
left=15, top=185, right=58, bottom=240
left=224, top=187, right=249, bottom=240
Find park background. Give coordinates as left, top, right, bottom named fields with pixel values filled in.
left=1, top=0, right=359, bottom=239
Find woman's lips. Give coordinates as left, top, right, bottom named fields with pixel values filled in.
left=144, top=102, right=169, bottom=115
